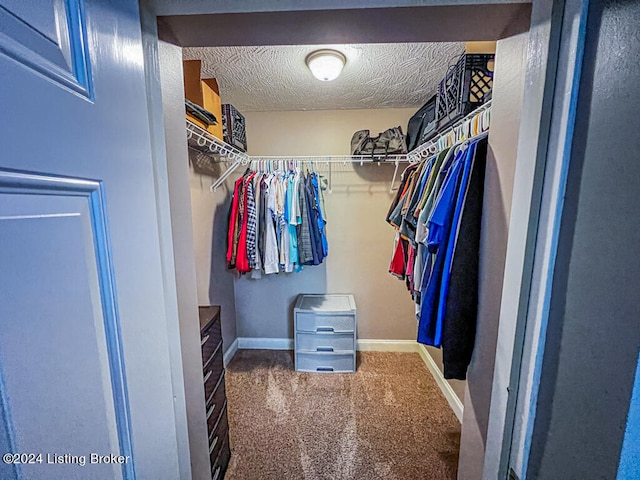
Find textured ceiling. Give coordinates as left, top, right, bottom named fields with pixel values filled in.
left=182, top=43, right=465, bottom=112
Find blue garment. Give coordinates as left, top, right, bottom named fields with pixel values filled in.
left=284, top=176, right=290, bottom=223
left=287, top=174, right=302, bottom=271
left=417, top=148, right=466, bottom=346
left=435, top=141, right=478, bottom=345
left=303, top=174, right=321, bottom=266
left=311, top=173, right=328, bottom=258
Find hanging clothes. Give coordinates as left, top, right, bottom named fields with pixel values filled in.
left=245, top=173, right=258, bottom=271
left=386, top=163, right=420, bottom=230
left=417, top=146, right=468, bottom=346
left=311, top=173, right=329, bottom=259
left=386, top=136, right=488, bottom=380
left=226, top=165, right=329, bottom=277
left=250, top=174, right=263, bottom=279
left=389, top=232, right=407, bottom=279
left=414, top=147, right=453, bottom=297
left=298, top=174, right=314, bottom=266
left=226, top=174, right=245, bottom=270
left=441, top=138, right=487, bottom=379
left=263, top=172, right=280, bottom=275
left=285, top=173, right=301, bottom=272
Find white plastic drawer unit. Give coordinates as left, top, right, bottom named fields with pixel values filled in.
left=294, top=294, right=356, bottom=373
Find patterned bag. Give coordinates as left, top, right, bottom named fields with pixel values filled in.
left=350, top=126, right=408, bottom=158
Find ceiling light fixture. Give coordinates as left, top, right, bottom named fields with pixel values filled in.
left=305, top=49, right=346, bottom=82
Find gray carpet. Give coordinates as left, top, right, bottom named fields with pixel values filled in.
left=224, top=350, right=460, bottom=480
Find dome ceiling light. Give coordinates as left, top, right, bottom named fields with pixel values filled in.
left=305, top=49, right=347, bottom=82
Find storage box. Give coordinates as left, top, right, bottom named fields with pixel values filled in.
left=221, top=104, right=247, bottom=152
left=183, top=60, right=224, bottom=140
left=436, top=53, right=494, bottom=131
left=294, top=294, right=357, bottom=373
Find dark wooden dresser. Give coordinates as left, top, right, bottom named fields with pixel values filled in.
left=199, top=306, right=231, bottom=480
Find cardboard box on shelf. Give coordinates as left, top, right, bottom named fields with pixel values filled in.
left=183, top=60, right=223, bottom=140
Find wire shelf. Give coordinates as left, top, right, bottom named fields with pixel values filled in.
left=184, top=99, right=492, bottom=193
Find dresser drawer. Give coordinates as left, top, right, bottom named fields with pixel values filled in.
left=203, top=340, right=224, bottom=381
left=208, top=405, right=228, bottom=467
left=210, top=433, right=229, bottom=480
left=211, top=433, right=231, bottom=480
left=296, top=313, right=355, bottom=333
left=205, top=372, right=226, bottom=421
left=295, top=332, right=355, bottom=353
left=200, top=307, right=222, bottom=338
left=202, top=331, right=222, bottom=368
left=296, top=352, right=355, bottom=373
left=203, top=365, right=217, bottom=402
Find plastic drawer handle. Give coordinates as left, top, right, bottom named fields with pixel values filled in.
left=316, top=327, right=334, bottom=333
left=317, top=367, right=334, bottom=372
left=317, top=347, right=334, bottom=352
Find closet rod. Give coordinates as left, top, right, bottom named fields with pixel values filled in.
left=248, top=154, right=411, bottom=163
left=408, top=99, right=492, bottom=162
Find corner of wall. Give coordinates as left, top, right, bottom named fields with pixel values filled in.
left=457, top=28, right=530, bottom=480
left=155, top=37, right=211, bottom=480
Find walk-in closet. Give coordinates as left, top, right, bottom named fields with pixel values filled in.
left=3, top=0, right=637, bottom=479
left=154, top=3, right=533, bottom=479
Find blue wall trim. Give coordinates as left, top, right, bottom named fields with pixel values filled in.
left=0, top=169, right=136, bottom=480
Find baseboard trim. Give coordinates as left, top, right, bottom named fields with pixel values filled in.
left=223, top=338, right=239, bottom=367
left=417, top=344, right=464, bottom=423
left=356, top=339, right=420, bottom=352
left=237, top=337, right=294, bottom=350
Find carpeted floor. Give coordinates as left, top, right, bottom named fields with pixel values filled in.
left=223, top=350, right=460, bottom=479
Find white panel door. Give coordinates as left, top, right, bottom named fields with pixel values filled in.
left=0, top=1, right=183, bottom=479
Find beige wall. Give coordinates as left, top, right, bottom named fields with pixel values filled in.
left=230, top=108, right=419, bottom=341
left=457, top=31, right=529, bottom=480
left=189, top=154, right=238, bottom=351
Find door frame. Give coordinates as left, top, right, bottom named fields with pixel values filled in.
left=138, top=1, right=574, bottom=479
left=495, top=0, right=590, bottom=477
